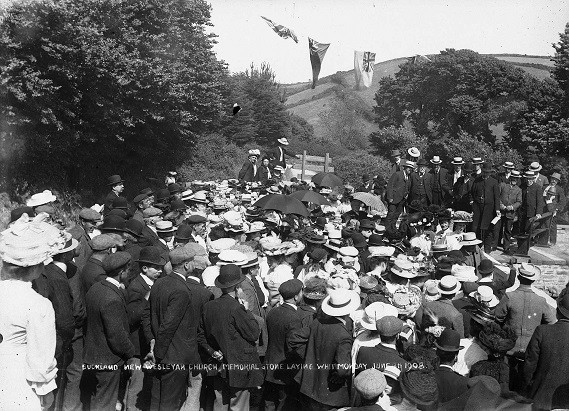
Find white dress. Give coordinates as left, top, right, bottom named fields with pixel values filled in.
left=0, top=280, right=58, bottom=411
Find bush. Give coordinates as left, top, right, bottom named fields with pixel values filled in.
left=334, top=152, right=391, bottom=186
left=369, top=126, right=429, bottom=159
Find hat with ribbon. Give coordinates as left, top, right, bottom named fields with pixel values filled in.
left=207, top=238, right=236, bottom=254
left=306, top=232, right=327, bottom=244
left=360, top=302, right=399, bottom=330
left=402, top=160, right=416, bottom=169
left=277, top=138, right=289, bottom=145
left=430, top=155, right=442, bottom=165
left=469, top=285, right=499, bottom=308
left=391, top=259, right=415, bottom=279
left=523, top=170, right=536, bottom=179
left=503, top=161, right=515, bottom=169
left=369, top=246, right=395, bottom=257
left=155, top=220, right=176, bottom=233
left=217, top=249, right=248, bottom=266
left=189, top=191, right=209, bottom=203
left=245, top=221, right=266, bottom=234
left=451, top=157, right=465, bottom=165
left=460, top=232, right=482, bottom=246
left=437, top=275, right=461, bottom=295
left=26, top=190, right=57, bottom=207
left=518, top=263, right=540, bottom=281
left=321, top=289, right=360, bottom=317
left=407, top=147, right=420, bottom=157
left=452, top=211, right=473, bottom=223
left=471, top=157, right=484, bottom=165
left=181, top=189, right=194, bottom=201
left=529, top=161, right=542, bottom=172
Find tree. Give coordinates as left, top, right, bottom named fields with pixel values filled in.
left=369, top=126, right=428, bottom=159
left=373, top=49, right=550, bottom=145
left=552, top=22, right=569, bottom=116
left=319, top=98, right=369, bottom=150
left=0, top=0, right=227, bottom=195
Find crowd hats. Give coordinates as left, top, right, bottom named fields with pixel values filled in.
left=207, top=238, right=236, bottom=254
left=478, top=323, right=516, bottom=354
left=430, top=155, right=442, bottom=165
left=529, top=161, right=542, bottom=172
left=376, top=315, right=404, bottom=337
left=551, top=172, right=561, bottom=182
left=478, top=259, right=494, bottom=275
left=437, top=275, right=461, bottom=295
left=518, top=263, right=540, bottom=281
left=215, top=264, right=246, bottom=288
left=351, top=233, right=368, bottom=249
left=482, top=162, right=493, bottom=172
left=26, top=190, right=57, bottom=207
left=467, top=307, right=497, bottom=325
left=155, top=220, right=176, bottom=234
left=407, top=147, right=420, bottom=157
left=400, top=369, right=439, bottom=406
left=321, top=289, right=360, bottom=317
left=460, top=232, right=482, bottom=246
left=248, top=148, right=261, bottom=157
left=245, top=221, right=266, bottom=234
left=435, top=329, right=464, bottom=351
left=469, top=285, right=499, bottom=308
left=277, top=138, right=289, bottom=145
left=368, top=235, right=387, bottom=247
left=416, top=158, right=428, bottom=167
left=359, top=219, right=375, bottom=231
left=168, top=183, right=182, bottom=194
left=359, top=276, right=379, bottom=299
left=391, top=259, right=415, bottom=279
left=107, top=175, right=124, bottom=186
left=169, top=247, right=197, bottom=266
left=124, top=219, right=143, bottom=238
left=303, top=277, right=328, bottom=300
left=353, top=369, right=387, bottom=400
left=308, top=247, right=328, bottom=263
left=452, top=211, right=473, bottom=223
left=154, top=189, right=171, bottom=204
left=78, top=208, right=102, bottom=223
left=90, top=234, right=118, bottom=251
left=174, top=224, right=193, bottom=241
left=306, top=233, right=327, bottom=245
left=181, top=189, right=194, bottom=201
left=143, top=207, right=162, bottom=218
left=170, top=199, right=187, bottom=212
left=241, top=253, right=259, bottom=268
left=107, top=209, right=127, bottom=219
left=136, top=246, right=167, bottom=266
left=510, top=170, right=522, bottom=179
left=217, top=250, right=248, bottom=266
left=431, top=243, right=448, bottom=255
left=10, top=206, right=35, bottom=223
left=471, top=157, right=484, bottom=165
left=503, top=161, right=515, bottom=169
left=112, top=196, right=128, bottom=210
left=451, top=157, right=465, bottom=165
left=557, top=294, right=569, bottom=318
left=402, top=160, right=416, bottom=169
left=100, top=215, right=126, bottom=233
left=463, top=162, right=475, bottom=173
left=451, top=265, right=477, bottom=283
left=279, top=279, right=303, bottom=300
left=392, top=287, right=422, bottom=316
left=102, top=251, right=131, bottom=273
left=53, top=233, right=79, bottom=255
left=187, top=214, right=207, bottom=224
left=383, top=365, right=401, bottom=382
left=140, top=188, right=154, bottom=196
left=523, top=170, right=536, bottom=179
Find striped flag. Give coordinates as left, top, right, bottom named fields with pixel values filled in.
left=354, top=51, right=376, bottom=89
left=261, top=16, right=298, bottom=43
left=309, top=38, right=330, bottom=89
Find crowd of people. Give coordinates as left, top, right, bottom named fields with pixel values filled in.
left=1, top=139, right=568, bottom=411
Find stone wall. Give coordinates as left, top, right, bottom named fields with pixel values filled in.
left=534, top=265, right=569, bottom=298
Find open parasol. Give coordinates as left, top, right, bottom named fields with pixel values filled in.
left=253, top=194, right=309, bottom=217
left=352, top=192, right=386, bottom=212
left=289, top=190, right=330, bottom=206
left=311, top=172, right=343, bottom=188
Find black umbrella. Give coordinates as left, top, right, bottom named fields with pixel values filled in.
left=290, top=190, right=330, bottom=206
left=253, top=194, right=309, bottom=217
left=311, top=172, right=343, bottom=188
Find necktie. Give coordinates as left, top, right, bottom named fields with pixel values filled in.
left=251, top=276, right=266, bottom=306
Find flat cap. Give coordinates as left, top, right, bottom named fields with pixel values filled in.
left=90, top=234, right=117, bottom=251
left=376, top=315, right=404, bottom=337
left=102, top=251, right=131, bottom=273
left=143, top=207, right=163, bottom=218
left=354, top=369, right=387, bottom=400
left=79, top=208, right=102, bottom=222
left=278, top=279, right=303, bottom=300
left=187, top=214, right=207, bottom=224
left=133, top=193, right=149, bottom=204
left=169, top=247, right=197, bottom=266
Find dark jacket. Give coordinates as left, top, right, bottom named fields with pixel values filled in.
left=430, top=167, right=452, bottom=195
left=435, top=366, right=469, bottom=403
left=149, top=272, right=200, bottom=365
left=127, top=274, right=152, bottom=357
left=80, top=256, right=106, bottom=294
left=186, top=278, right=214, bottom=362
left=104, top=191, right=119, bottom=216
left=68, top=224, right=92, bottom=272
left=199, top=293, right=264, bottom=388
left=265, top=303, right=302, bottom=385
left=386, top=170, right=411, bottom=205
left=268, top=146, right=296, bottom=169
left=463, top=268, right=516, bottom=301
left=416, top=299, right=464, bottom=338
left=525, top=319, right=569, bottom=410
left=240, top=276, right=268, bottom=357
left=238, top=161, right=259, bottom=183
left=471, top=175, right=500, bottom=231
left=257, top=165, right=272, bottom=185
left=453, top=175, right=474, bottom=212
left=84, top=280, right=135, bottom=365
left=356, top=343, right=410, bottom=375
left=520, top=183, right=545, bottom=220
left=298, top=314, right=353, bottom=407
left=544, top=185, right=567, bottom=213
left=408, top=172, right=433, bottom=204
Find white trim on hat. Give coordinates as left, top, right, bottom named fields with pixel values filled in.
left=321, top=289, right=360, bottom=317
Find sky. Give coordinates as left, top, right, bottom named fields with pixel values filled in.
left=207, top=0, right=569, bottom=83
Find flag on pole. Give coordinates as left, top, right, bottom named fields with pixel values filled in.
left=407, top=54, right=431, bottom=64
left=309, top=38, right=330, bottom=89
left=354, top=51, right=376, bottom=89
left=261, top=16, right=298, bottom=43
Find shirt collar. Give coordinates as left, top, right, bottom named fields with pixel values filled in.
left=187, top=276, right=201, bottom=283
left=381, top=342, right=397, bottom=350
left=140, top=273, right=154, bottom=287
left=285, top=302, right=297, bottom=310
left=52, top=261, right=67, bottom=273
left=106, top=277, right=124, bottom=289
left=172, top=270, right=187, bottom=281
left=440, top=364, right=454, bottom=370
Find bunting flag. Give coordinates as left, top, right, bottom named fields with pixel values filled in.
left=354, top=51, right=376, bottom=89
left=261, top=16, right=298, bottom=43
left=407, top=54, right=431, bottom=64
left=309, top=38, right=330, bottom=89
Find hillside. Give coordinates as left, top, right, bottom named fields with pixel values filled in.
left=284, top=54, right=553, bottom=143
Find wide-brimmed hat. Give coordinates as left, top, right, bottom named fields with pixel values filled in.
left=392, top=286, right=422, bottom=316
left=137, top=246, right=167, bottom=266
left=245, top=221, right=266, bottom=234
left=217, top=249, right=248, bottom=266
left=460, top=232, right=482, bottom=246
left=391, top=259, right=415, bottom=278
left=277, top=138, right=289, bottom=145
left=321, top=289, right=360, bottom=317
left=360, top=302, right=399, bottom=330
left=223, top=210, right=246, bottom=233
left=241, top=253, right=260, bottom=268
left=452, top=211, right=473, bottom=223
left=469, top=285, right=499, bottom=308
left=471, top=157, right=484, bottom=165
left=518, top=263, right=540, bottom=281
left=502, top=161, right=515, bottom=169
left=451, top=157, right=465, bottom=165
left=26, top=190, right=57, bottom=207
left=107, top=175, right=124, bottom=186
left=423, top=281, right=441, bottom=302
left=523, top=170, right=536, bottom=179
left=303, top=277, right=328, bottom=300
left=478, top=323, right=516, bottom=354
left=407, top=147, right=420, bottom=157
left=189, top=191, right=209, bottom=203
left=529, top=161, right=542, bottom=172
left=402, top=160, right=416, bottom=169
left=437, top=275, right=461, bottom=295
left=248, top=148, right=261, bottom=158
left=400, top=369, right=439, bottom=406
left=155, top=220, right=176, bottom=233
left=215, top=264, right=246, bottom=288
left=435, top=329, right=464, bottom=351
left=181, top=189, right=194, bottom=201
left=432, top=243, right=448, bottom=254
left=383, top=365, right=401, bottom=382
left=551, top=172, right=561, bottom=182
left=467, top=307, right=497, bottom=325
left=430, top=155, right=442, bottom=165
left=451, top=265, right=477, bottom=282
left=54, top=234, right=79, bottom=255
left=509, top=170, right=522, bottom=179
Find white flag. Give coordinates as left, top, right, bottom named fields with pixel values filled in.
left=354, top=51, right=375, bottom=89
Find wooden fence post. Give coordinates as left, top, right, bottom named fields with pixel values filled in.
left=301, top=150, right=307, bottom=181
left=324, top=153, right=330, bottom=172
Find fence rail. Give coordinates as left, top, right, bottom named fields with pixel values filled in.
left=298, top=151, right=333, bottom=181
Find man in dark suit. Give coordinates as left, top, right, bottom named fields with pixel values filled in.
left=104, top=174, right=125, bottom=216
left=525, top=294, right=569, bottom=410
left=199, top=264, right=264, bottom=411
left=429, top=155, right=452, bottom=207
left=83, top=252, right=135, bottom=411
left=140, top=206, right=164, bottom=248
left=389, top=149, right=403, bottom=175
left=385, top=160, right=414, bottom=230
left=453, top=162, right=475, bottom=212
left=80, top=234, right=116, bottom=294
left=68, top=208, right=101, bottom=272
left=125, top=246, right=166, bottom=411
left=238, top=149, right=260, bottom=183
left=543, top=172, right=567, bottom=245
left=470, top=162, right=500, bottom=252
left=409, top=158, right=433, bottom=208
left=356, top=316, right=409, bottom=375
left=147, top=247, right=202, bottom=411
left=434, top=329, right=468, bottom=404
left=498, top=161, right=515, bottom=184
left=518, top=170, right=545, bottom=235
left=263, top=279, right=303, bottom=411
left=267, top=138, right=299, bottom=170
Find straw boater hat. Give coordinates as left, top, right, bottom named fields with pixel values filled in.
left=510, top=170, right=522, bottom=179
left=248, top=149, right=261, bottom=158
left=277, top=138, right=289, bottom=145
left=523, top=170, right=536, bottom=179
left=469, top=285, right=499, bottom=308
left=321, top=289, right=360, bottom=317
left=502, top=161, right=515, bottom=169
left=360, top=302, right=399, bottom=330
left=391, top=259, right=415, bottom=279
left=517, top=263, right=541, bottom=281
left=529, top=161, right=542, bottom=172
left=216, top=250, right=248, bottom=266
left=460, top=232, right=482, bottom=246
left=437, top=275, right=461, bottom=295
left=26, top=190, right=57, bottom=207
left=471, top=157, right=484, bottom=165
left=430, top=156, right=443, bottom=165
left=451, top=157, right=465, bottom=165
left=407, top=147, right=420, bottom=157
left=155, top=220, right=176, bottom=233
left=188, top=191, right=208, bottom=203
left=451, top=265, right=478, bottom=283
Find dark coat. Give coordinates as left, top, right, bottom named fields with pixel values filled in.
left=435, top=366, right=469, bottom=403
left=126, top=274, right=151, bottom=357
left=356, top=343, right=410, bottom=375
left=408, top=172, right=433, bottom=205
left=68, top=224, right=92, bottom=272
left=240, top=276, right=268, bottom=357
left=200, top=294, right=264, bottom=388
left=80, top=256, right=106, bottom=294
left=525, top=320, right=569, bottom=410
left=386, top=170, right=411, bottom=205
left=238, top=161, right=259, bottom=183
left=520, top=183, right=545, bottom=220
left=186, top=278, right=213, bottom=362
left=265, top=303, right=302, bottom=384
left=463, top=268, right=516, bottom=301
left=268, top=146, right=296, bottom=169
left=545, top=186, right=567, bottom=213
left=471, top=175, right=500, bottom=231
left=257, top=165, right=272, bottom=185
left=430, top=167, right=452, bottom=195
left=104, top=191, right=119, bottom=216
left=149, top=273, right=200, bottom=365
left=453, top=175, right=474, bottom=212
left=389, top=162, right=403, bottom=176
left=298, top=314, right=353, bottom=407
left=33, top=263, right=76, bottom=361
left=84, top=280, right=135, bottom=365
